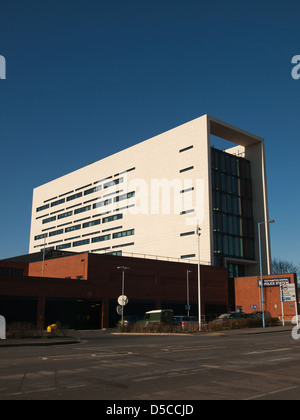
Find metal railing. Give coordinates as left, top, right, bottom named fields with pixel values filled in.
left=94, top=249, right=211, bottom=266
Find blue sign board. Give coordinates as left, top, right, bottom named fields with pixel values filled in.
left=258, top=278, right=290, bottom=287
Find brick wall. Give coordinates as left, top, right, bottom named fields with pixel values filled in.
left=235, top=273, right=298, bottom=321
left=28, top=253, right=88, bottom=280
left=0, top=253, right=229, bottom=328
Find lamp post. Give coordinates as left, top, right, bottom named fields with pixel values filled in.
left=197, top=223, right=202, bottom=331
left=117, top=266, right=130, bottom=325
left=258, top=219, right=275, bottom=328
left=186, top=270, right=192, bottom=316
left=42, top=234, right=47, bottom=278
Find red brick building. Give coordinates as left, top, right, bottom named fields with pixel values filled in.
left=0, top=251, right=229, bottom=329
left=235, top=273, right=298, bottom=322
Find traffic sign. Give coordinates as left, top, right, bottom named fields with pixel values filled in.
left=116, top=306, right=123, bottom=315
left=281, top=284, right=296, bottom=302
left=118, top=295, right=129, bottom=306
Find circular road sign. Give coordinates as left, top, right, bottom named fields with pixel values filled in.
left=118, top=295, right=129, bottom=306
left=116, top=306, right=123, bottom=315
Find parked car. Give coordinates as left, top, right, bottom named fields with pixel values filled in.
left=119, top=315, right=143, bottom=327
left=243, top=313, right=257, bottom=319
left=213, top=312, right=246, bottom=323
left=252, top=311, right=271, bottom=319
left=213, top=312, right=268, bottom=324
left=173, top=316, right=198, bottom=329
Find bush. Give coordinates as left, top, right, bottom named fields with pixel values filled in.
left=205, top=317, right=280, bottom=331
left=6, top=321, right=71, bottom=339
left=118, top=322, right=183, bottom=334
left=6, top=322, right=41, bottom=339
left=116, top=317, right=280, bottom=334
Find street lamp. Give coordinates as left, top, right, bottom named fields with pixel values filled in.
left=186, top=270, right=192, bottom=316
left=117, top=266, right=130, bottom=325
left=197, top=223, right=202, bottom=331
left=258, top=219, right=275, bottom=328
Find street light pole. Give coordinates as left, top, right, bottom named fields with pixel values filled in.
left=258, top=219, right=275, bottom=328
left=42, top=234, right=46, bottom=278
left=197, top=223, right=202, bottom=331
left=117, top=266, right=130, bottom=325
left=186, top=270, right=192, bottom=316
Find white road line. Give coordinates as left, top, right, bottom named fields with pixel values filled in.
left=244, top=348, right=292, bottom=355
left=244, top=386, right=299, bottom=400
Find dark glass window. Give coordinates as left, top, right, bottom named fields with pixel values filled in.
left=83, top=219, right=101, bottom=228
left=113, top=229, right=134, bottom=239
left=84, top=185, right=102, bottom=196
left=67, top=192, right=82, bottom=201
left=37, top=204, right=49, bottom=212
left=211, top=147, right=255, bottom=264
left=58, top=211, right=73, bottom=220
left=42, top=216, right=56, bottom=224
left=51, top=198, right=65, bottom=207
left=74, top=205, right=91, bottom=214
left=65, top=224, right=81, bottom=233
left=73, top=239, right=90, bottom=247
left=49, top=229, right=63, bottom=237
left=102, top=214, right=123, bottom=224
left=92, top=234, right=111, bottom=243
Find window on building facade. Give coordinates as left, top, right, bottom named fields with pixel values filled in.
left=51, top=198, right=65, bottom=207
left=211, top=147, right=255, bottom=266
left=73, top=239, right=90, bottom=247
left=74, top=205, right=91, bottom=215
left=112, top=229, right=134, bottom=239
left=92, top=234, right=111, bottom=243
left=67, top=192, right=82, bottom=202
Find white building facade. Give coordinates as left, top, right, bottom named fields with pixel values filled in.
left=29, top=115, right=272, bottom=277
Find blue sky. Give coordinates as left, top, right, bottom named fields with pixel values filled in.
left=0, top=0, right=299, bottom=266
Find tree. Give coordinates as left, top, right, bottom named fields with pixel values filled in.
left=272, top=258, right=300, bottom=276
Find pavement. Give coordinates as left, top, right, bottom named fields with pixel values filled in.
left=0, top=336, right=82, bottom=347
left=0, top=325, right=294, bottom=347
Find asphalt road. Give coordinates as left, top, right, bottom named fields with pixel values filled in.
left=0, top=329, right=300, bottom=401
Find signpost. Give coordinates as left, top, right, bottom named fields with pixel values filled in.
left=117, top=266, right=130, bottom=326
left=280, top=284, right=286, bottom=327
left=280, top=283, right=297, bottom=327
left=118, top=295, right=129, bottom=325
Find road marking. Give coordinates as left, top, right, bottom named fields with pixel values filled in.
left=133, top=367, right=207, bottom=383
left=244, top=348, right=292, bottom=355
left=133, top=375, right=163, bottom=382
left=66, top=384, right=87, bottom=389
left=244, top=386, right=299, bottom=400
left=8, top=387, right=57, bottom=396
left=201, top=364, right=300, bottom=384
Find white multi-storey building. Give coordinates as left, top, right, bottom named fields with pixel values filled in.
left=29, top=115, right=272, bottom=277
